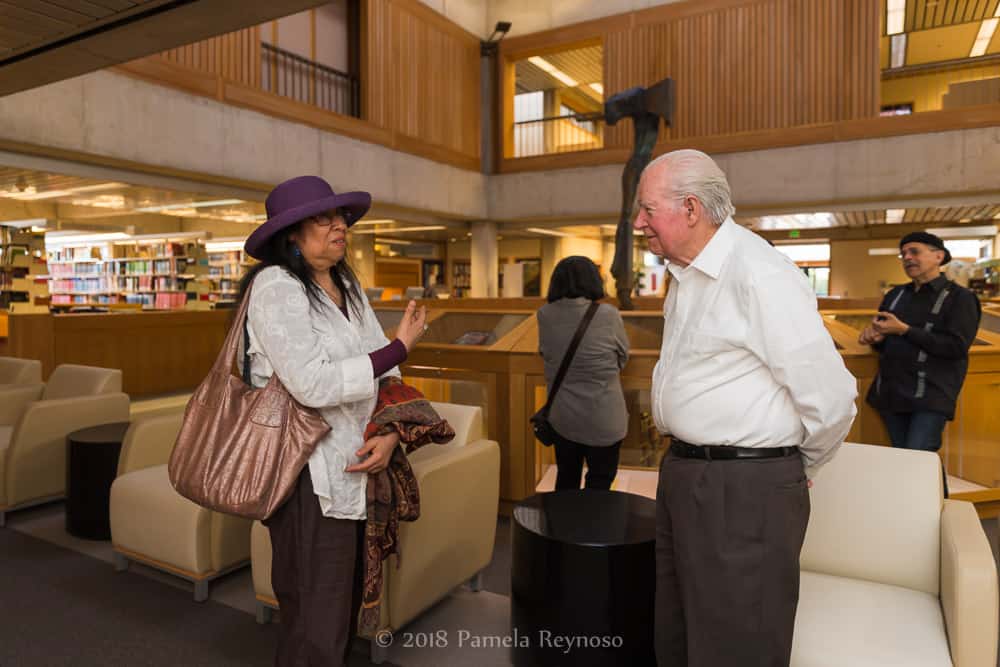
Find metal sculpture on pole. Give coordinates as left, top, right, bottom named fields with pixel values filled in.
left=604, top=78, right=674, bottom=309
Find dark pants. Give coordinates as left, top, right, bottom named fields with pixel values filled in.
left=264, top=469, right=364, bottom=667
left=655, top=451, right=810, bottom=667
left=880, top=410, right=950, bottom=497
left=553, top=435, right=621, bottom=491
left=879, top=410, right=948, bottom=452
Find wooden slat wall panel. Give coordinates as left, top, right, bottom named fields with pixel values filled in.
left=159, top=27, right=260, bottom=89
left=599, top=0, right=882, bottom=151
left=366, top=0, right=481, bottom=160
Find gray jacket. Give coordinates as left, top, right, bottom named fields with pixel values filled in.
left=537, top=298, right=630, bottom=446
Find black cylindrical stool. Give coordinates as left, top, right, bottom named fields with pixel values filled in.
left=511, top=490, right=656, bottom=667
left=65, top=422, right=131, bottom=540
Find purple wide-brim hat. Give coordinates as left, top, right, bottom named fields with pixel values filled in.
left=244, top=175, right=371, bottom=259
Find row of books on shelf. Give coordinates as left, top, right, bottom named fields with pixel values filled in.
left=49, top=242, right=190, bottom=262
left=51, top=291, right=190, bottom=309
left=49, top=257, right=185, bottom=277
left=49, top=275, right=189, bottom=293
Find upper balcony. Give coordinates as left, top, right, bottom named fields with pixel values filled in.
left=497, top=0, right=1000, bottom=173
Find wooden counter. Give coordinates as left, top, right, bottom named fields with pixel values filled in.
left=6, top=310, right=230, bottom=396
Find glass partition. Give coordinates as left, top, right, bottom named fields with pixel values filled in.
left=422, top=312, right=529, bottom=346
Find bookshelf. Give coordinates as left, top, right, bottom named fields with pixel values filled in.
left=451, top=260, right=471, bottom=297
left=199, top=239, right=254, bottom=305
left=47, top=237, right=207, bottom=310
left=0, top=227, right=49, bottom=311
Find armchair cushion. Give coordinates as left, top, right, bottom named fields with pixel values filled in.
left=116, top=409, right=184, bottom=477
left=801, top=443, right=942, bottom=595
left=41, top=364, right=122, bottom=400
left=386, top=438, right=500, bottom=629
left=111, top=464, right=213, bottom=575
left=792, top=571, right=952, bottom=667
left=0, top=357, right=41, bottom=385
left=0, top=384, right=44, bottom=427
left=4, top=392, right=130, bottom=507
left=111, top=463, right=251, bottom=576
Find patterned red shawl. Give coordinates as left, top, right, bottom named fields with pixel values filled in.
left=359, top=376, right=455, bottom=635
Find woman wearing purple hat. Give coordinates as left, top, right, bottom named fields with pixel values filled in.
left=238, top=175, right=426, bottom=665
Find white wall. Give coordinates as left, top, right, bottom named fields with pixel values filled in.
left=418, top=0, right=488, bottom=37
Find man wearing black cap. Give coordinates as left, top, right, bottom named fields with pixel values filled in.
left=859, top=231, right=981, bottom=461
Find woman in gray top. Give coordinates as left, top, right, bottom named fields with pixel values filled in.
left=537, top=256, right=630, bottom=490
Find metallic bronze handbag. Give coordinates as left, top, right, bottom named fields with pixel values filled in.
left=168, top=282, right=331, bottom=520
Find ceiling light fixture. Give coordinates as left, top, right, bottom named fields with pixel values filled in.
left=0, top=182, right=125, bottom=201
left=351, top=225, right=447, bottom=235
left=886, top=0, right=905, bottom=35
left=590, top=83, right=604, bottom=95
left=528, top=56, right=579, bottom=88
left=526, top=226, right=573, bottom=237
left=135, top=199, right=244, bottom=213
left=971, top=18, right=998, bottom=58
left=885, top=209, right=905, bottom=224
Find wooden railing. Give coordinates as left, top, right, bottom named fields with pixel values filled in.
left=260, top=43, right=360, bottom=118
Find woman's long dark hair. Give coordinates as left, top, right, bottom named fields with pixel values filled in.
left=237, top=221, right=363, bottom=317
left=546, top=255, right=606, bottom=303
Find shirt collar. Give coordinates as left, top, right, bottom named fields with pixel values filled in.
left=666, top=217, right=736, bottom=281
left=910, top=274, right=948, bottom=293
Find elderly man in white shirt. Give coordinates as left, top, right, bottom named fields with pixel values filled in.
left=636, top=149, right=857, bottom=667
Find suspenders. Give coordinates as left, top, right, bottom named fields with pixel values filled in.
left=882, top=282, right=953, bottom=400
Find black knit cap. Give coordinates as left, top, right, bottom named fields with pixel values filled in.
left=899, top=231, right=952, bottom=266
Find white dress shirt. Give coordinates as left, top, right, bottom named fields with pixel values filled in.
left=244, top=266, right=400, bottom=519
left=652, top=218, right=857, bottom=477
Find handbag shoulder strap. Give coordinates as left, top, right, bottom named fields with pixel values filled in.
left=543, top=301, right=600, bottom=410
left=213, top=279, right=253, bottom=377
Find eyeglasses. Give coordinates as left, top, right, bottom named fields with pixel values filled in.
left=311, top=208, right=352, bottom=227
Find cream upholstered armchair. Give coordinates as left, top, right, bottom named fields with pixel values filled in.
left=0, top=364, right=128, bottom=527
left=251, top=401, right=501, bottom=664
left=793, top=443, right=998, bottom=667
left=109, top=408, right=252, bottom=601
left=0, top=356, right=42, bottom=388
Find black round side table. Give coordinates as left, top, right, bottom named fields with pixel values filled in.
left=65, top=422, right=131, bottom=540
left=510, top=490, right=657, bottom=667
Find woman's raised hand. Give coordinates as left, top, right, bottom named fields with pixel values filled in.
left=395, top=299, right=428, bottom=351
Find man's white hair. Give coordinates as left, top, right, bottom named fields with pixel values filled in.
left=645, top=149, right=735, bottom=226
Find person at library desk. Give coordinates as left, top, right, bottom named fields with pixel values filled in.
left=537, top=255, right=629, bottom=491
left=859, top=231, right=981, bottom=459
left=636, top=149, right=857, bottom=667
left=239, top=175, right=428, bottom=667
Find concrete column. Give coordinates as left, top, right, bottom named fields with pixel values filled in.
left=349, top=232, right=376, bottom=288
left=470, top=221, right=498, bottom=298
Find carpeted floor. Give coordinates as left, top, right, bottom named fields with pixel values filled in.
left=0, top=527, right=398, bottom=667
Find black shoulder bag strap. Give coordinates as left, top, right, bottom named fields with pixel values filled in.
left=542, top=301, right=600, bottom=413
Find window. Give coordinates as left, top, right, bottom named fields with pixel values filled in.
left=510, top=44, right=604, bottom=158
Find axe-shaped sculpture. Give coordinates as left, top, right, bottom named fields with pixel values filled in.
left=603, top=78, right=674, bottom=310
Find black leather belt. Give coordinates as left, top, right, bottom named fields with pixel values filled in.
left=670, top=439, right=799, bottom=461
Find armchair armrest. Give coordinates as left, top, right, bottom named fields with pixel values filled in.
left=0, top=384, right=43, bottom=426
left=6, top=393, right=130, bottom=507
left=117, top=409, right=185, bottom=477
left=940, top=499, right=999, bottom=667
left=384, top=439, right=501, bottom=630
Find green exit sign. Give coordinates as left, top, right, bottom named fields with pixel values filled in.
left=789, top=230, right=801, bottom=238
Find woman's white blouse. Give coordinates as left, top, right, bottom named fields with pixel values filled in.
left=243, top=266, right=400, bottom=520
